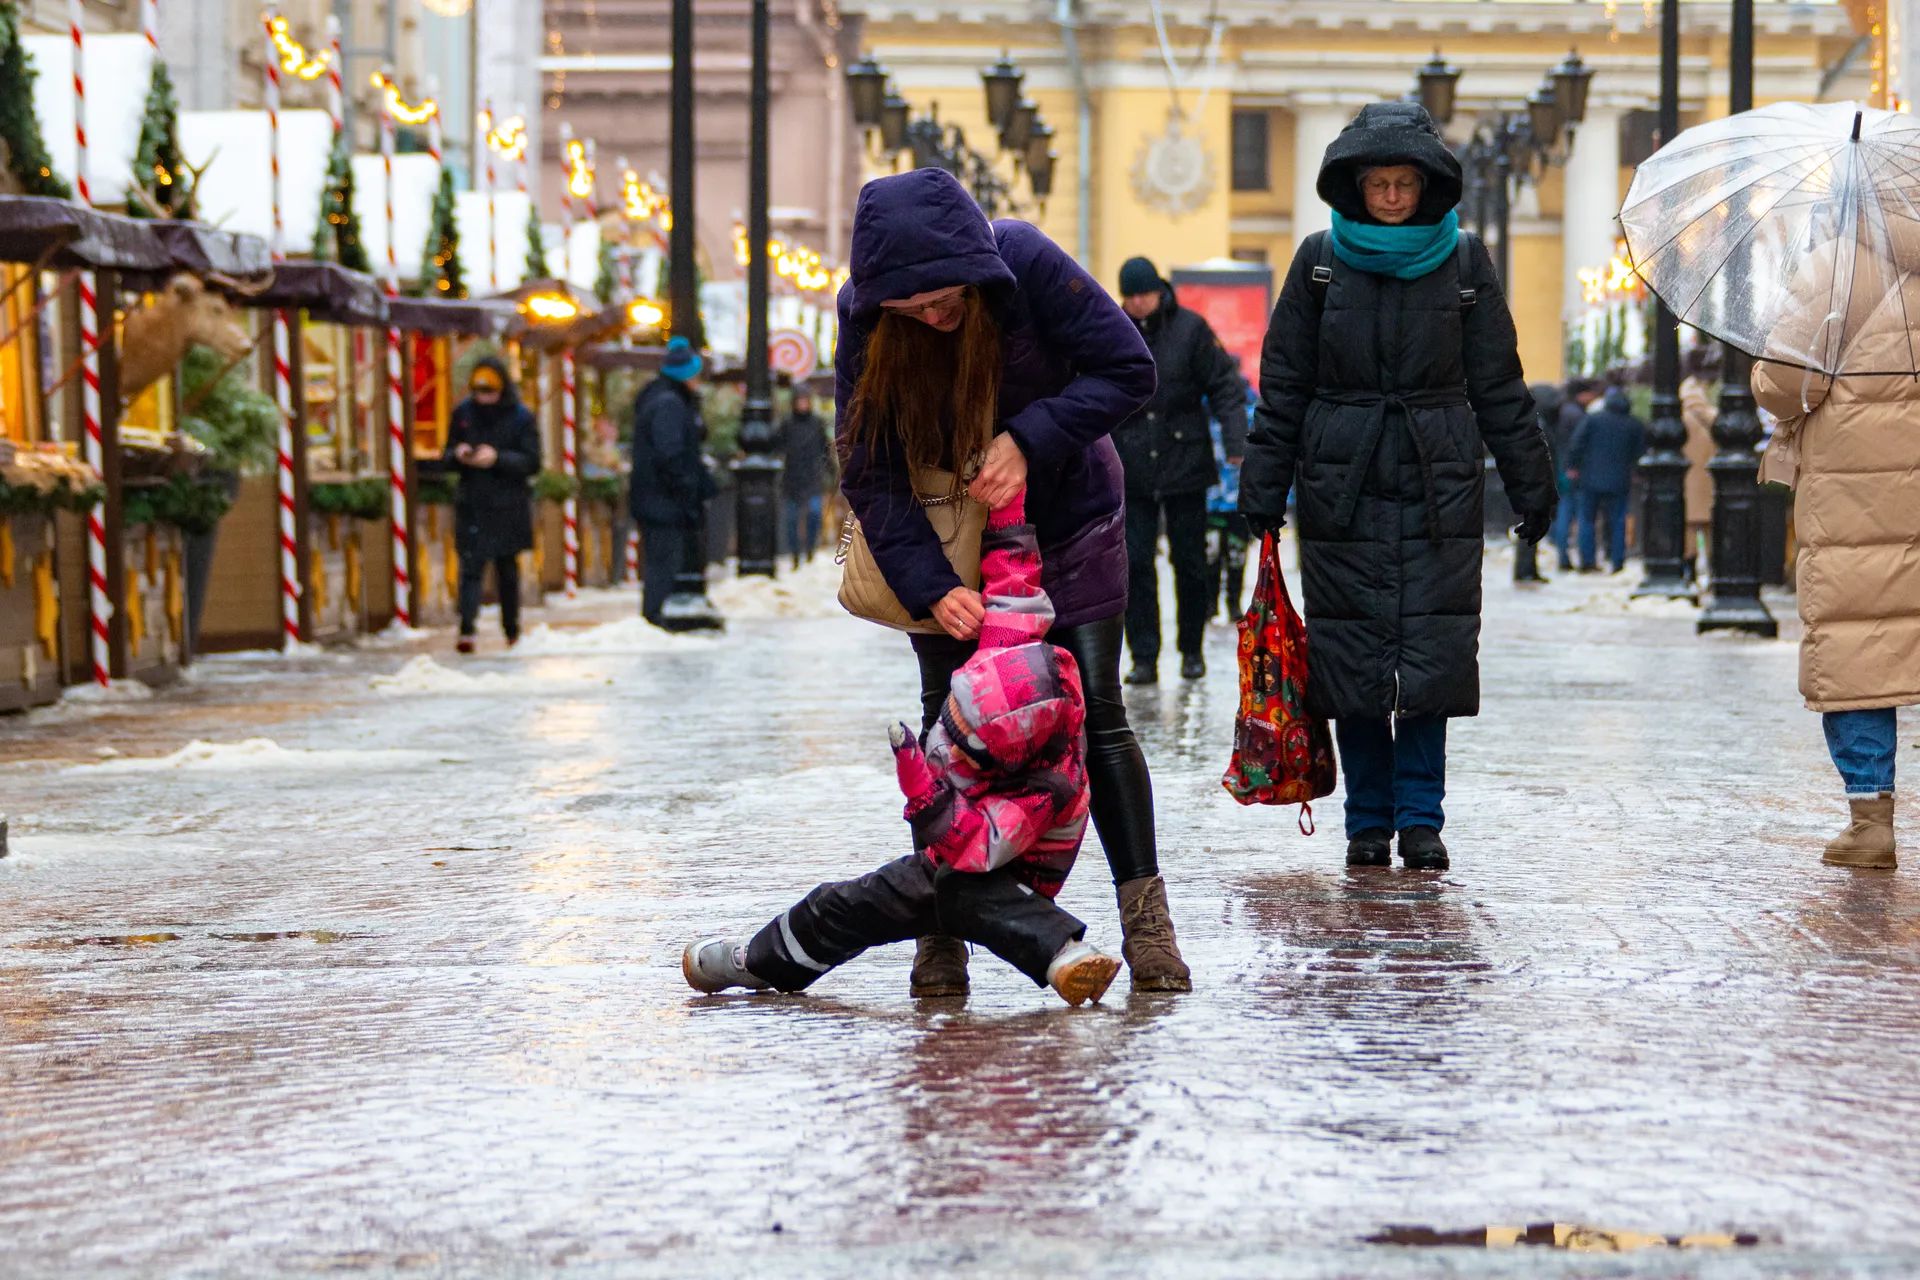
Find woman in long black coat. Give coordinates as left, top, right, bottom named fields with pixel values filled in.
left=443, top=355, right=541, bottom=652
left=1238, top=102, right=1556, bottom=871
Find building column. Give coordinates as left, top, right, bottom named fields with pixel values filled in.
left=1290, top=99, right=1360, bottom=247
left=1561, top=105, right=1623, bottom=320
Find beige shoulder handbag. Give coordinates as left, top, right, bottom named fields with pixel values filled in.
left=836, top=467, right=989, bottom=634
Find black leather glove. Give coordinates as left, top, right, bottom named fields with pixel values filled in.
left=1243, top=511, right=1286, bottom=538
left=1513, top=507, right=1554, bottom=546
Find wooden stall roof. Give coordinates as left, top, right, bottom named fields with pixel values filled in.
left=0, top=194, right=173, bottom=274
left=388, top=294, right=518, bottom=338
left=142, top=220, right=274, bottom=288
left=226, top=261, right=389, bottom=327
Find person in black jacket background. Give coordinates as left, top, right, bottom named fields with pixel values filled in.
left=443, top=355, right=540, bottom=653
left=630, top=337, right=716, bottom=626
left=1567, top=384, right=1646, bottom=575
left=778, top=388, right=832, bottom=568
left=1238, top=102, right=1556, bottom=872
left=1115, top=256, right=1248, bottom=684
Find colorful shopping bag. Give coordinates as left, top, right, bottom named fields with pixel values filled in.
left=1222, top=532, right=1336, bottom=830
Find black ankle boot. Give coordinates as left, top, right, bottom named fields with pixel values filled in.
left=1346, top=829, right=1392, bottom=867
left=1124, top=663, right=1158, bottom=686
left=1398, top=825, right=1449, bottom=870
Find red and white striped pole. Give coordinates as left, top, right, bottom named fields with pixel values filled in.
left=381, top=82, right=412, bottom=627
left=265, top=14, right=300, bottom=648
left=141, top=0, right=158, bottom=54
left=483, top=99, right=498, bottom=293
left=560, top=132, right=587, bottom=597
left=324, top=16, right=342, bottom=138
left=72, top=0, right=110, bottom=687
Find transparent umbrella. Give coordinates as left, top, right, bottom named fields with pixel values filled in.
left=1620, top=101, right=1920, bottom=378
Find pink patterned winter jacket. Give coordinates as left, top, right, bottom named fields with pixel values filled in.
left=890, top=493, right=1092, bottom=898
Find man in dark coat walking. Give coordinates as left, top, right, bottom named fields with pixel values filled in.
left=630, top=336, right=715, bottom=626
left=1550, top=377, right=1602, bottom=571
left=778, top=388, right=832, bottom=568
left=1567, top=384, right=1646, bottom=575
left=1114, top=256, right=1247, bottom=683
left=1238, top=101, right=1556, bottom=871
left=443, top=355, right=540, bottom=653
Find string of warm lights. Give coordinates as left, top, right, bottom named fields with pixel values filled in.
left=523, top=293, right=581, bottom=322
left=485, top=113, right=528, bottom=161
left=369, top=71, right=438, bottom=126
left=1577, top=240, right=1648, bottom=306
left=266, top=14, right=332, bottom=80
left=563, top=136, right=595, bottom=201
left=732, top=224, right=848, bottom=294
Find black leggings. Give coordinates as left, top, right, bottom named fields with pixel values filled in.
left=912, top=613, right=1158, bottom=885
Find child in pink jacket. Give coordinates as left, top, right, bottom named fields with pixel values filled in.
left=683, top=492, right=1121, bottom=1005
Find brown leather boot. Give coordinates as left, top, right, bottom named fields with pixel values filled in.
left=1117, top=875, right=1193, bottom=992
left=909, top=934, right=969, bottom=997
left=1823, top=794, right=1897, bottom=869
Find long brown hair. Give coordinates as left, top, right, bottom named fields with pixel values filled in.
left=844, top=287, right=1000, bottom=476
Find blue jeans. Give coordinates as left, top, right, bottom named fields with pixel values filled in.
left=784, top=494, right=824, bottom=564
left=1824, top=709, right=1898, bottom=796
left=1578, top=489, right=1630, bottom=571
left=1335, top=715, right=1448, bottom=838
left=1551, top=482, right=1574, bottom=567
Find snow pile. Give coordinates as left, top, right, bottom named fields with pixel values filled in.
left=356, top=622, right=433, bottom=650
left=512, top=617, right=719, bottom=656
left=1553, top=587, right=1701, bottom=620
left=707, top=556, right=849, bottom=621
left=367, top=656, right=611, bottom=694
left=82, top=738, right=460, bottom=774
left=60, top=680, right=157, bottom=705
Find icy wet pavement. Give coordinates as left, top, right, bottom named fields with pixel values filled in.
left=4, top=556, right=1920, bottom=1278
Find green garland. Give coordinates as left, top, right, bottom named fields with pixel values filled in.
left=0, top=476, right=105, bottom=517
left=121, top=475, right=232, bottom=535
left=0, top=4, right=72, bottom=198
left=579, top=473, right=623, bottom=505
left=416, top=471, right=458, bottom=506
left=309, top=477, right=388, bottom=521
left=533, top=469, right=580, bottom=503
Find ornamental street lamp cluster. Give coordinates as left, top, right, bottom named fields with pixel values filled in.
left=1415, top=49, right=1592, bottom=585
left=845, top=51, right=1056, bottom=217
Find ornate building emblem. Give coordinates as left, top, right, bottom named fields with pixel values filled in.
left=1131, top=112, right=1215, bottom=216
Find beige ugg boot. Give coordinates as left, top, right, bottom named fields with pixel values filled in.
left=1117, top=875, right=1193, bottom=992
left=1823, top=794, right=1897, bottom=869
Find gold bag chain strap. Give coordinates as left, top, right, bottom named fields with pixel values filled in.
left=835, top=456, right=982, bottom=565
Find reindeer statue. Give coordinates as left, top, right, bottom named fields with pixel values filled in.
left=119, top=274, right=254, bottom=403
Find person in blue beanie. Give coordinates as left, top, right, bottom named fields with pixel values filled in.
left=630, top=336, right=716, bottom=626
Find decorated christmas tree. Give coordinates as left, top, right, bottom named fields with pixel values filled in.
left=126, top=59, right=192, bottom=217
left=593, top=239, right=618, bottom=303
left=312, top=132, right=371, bottom=272
left=524, top=208, right=550, bottom=283
left=0, top=3, right=74, bottom=199
left=416, top=167, right=464, bottom=298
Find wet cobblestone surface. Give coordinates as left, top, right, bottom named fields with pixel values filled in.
left=3, top=554, right=1919, bottom=1278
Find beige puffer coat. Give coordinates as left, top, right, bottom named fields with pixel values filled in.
left=1753, top=342, right=1920, bottom=712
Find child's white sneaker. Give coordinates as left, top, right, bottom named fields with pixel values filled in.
left=682, top=937, right=772, bottom=994
left=1046, top=939, right=1120, bottom=1007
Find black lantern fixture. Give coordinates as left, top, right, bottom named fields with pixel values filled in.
left=1001, top=99, right=1039, bottom=152
left=1024, top=120, right=1055, bottom=173
left=1417, top=51, right=1461, bottom=126
left=981, top=52, right=1024, bottom=132
left=879, top=87, right=910, bottom=153
left=846, top=54, right=888, bottom=127
left=1527, top=84, right=1565, bottom=152
left=1028, top=149, right=1056, bottom=200
left=1552, top=49, right=1595, bottom=128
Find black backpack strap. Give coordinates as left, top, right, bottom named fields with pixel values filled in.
left=1456, top=235, right=1478, bottom=311
left=1310, top=231, right=1335, bottom=302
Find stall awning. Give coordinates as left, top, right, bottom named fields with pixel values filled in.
left=144, top=221, right=274, bottom=288
left=0, top=195, right=173, bottom=275
left=226, top=261, right=389, bottom=327
left=387, top=294, right=518, bottom=338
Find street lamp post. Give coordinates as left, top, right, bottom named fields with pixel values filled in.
left=1636, top=0, right=1697, bottom=601
left=732, top=0, right=781, bottom=578
left=660, top=0, right=721, bottom=629
left=1697, top=0, right=1777, bottom=635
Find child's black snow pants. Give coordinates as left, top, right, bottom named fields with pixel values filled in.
left=744, top=854, right=1085, bottom=991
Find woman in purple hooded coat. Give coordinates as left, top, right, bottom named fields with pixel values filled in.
left=836, top=167, right=1191, bottom=995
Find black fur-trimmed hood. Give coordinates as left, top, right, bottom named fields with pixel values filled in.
left=1316, top=101, right=1464, bottom=225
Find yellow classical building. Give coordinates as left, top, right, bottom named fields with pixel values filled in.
left=846, top=0, right=1867, bottom=380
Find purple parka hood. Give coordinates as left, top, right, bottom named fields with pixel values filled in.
left=846, top=169, right=1017, bottom=321
left=834, top=168, right=1156, bottom=630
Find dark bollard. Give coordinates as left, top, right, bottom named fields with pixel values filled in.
left=1698, top=350, right=1778, bottom=636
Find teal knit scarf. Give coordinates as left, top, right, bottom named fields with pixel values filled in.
left=1328, top=209, right=1460, bottom=280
